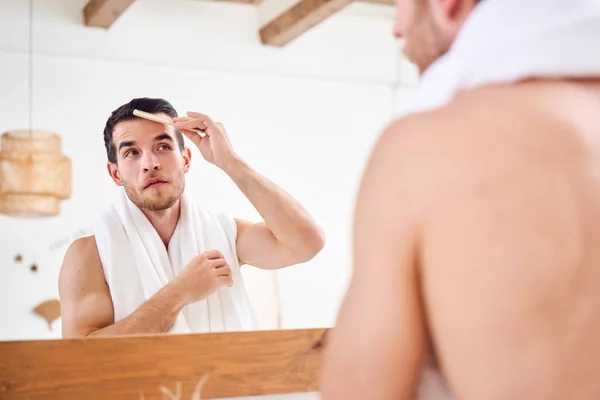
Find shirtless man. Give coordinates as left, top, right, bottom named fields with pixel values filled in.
left=58, top=97, right=325, bottom=338
left=319, top=0, right=600, bottom=399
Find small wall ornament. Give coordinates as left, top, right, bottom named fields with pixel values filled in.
left=32, top=299, right=61, bottom=330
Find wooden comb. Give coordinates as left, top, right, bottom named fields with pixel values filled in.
left=133, top=109, right=206, bottom=136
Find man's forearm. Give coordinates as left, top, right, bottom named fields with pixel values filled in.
left=222, top=157, right=324, bottom=250
left=87, top=283, right=185, bottom=337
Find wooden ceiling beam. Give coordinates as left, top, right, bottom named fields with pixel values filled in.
left=81, top=0, right=395, bottom=43
left=83, top=0, right=135, bottom=29
left=259, top=0, right=354, bottom=46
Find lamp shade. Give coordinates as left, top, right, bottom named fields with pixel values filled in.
left=0, top=130, right=72, bottom=217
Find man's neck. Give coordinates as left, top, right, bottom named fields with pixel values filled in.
left=141, top=200, right=181, bottom=248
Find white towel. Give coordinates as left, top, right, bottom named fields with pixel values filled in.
left=404, top=0, right=600, bottom=117
left=93, top=188, right=259, bottom=334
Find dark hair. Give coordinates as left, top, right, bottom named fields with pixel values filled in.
left=103, top=97, right=185, bottom=164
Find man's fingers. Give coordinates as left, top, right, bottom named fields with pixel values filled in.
left=172, top=116, right=191, bottom=122
left=219, top=275, right=234, bottom=287
left=186, top=111, right=209, bottom=120
left=180, top=129, right=203, bottom=147
left=184, top=112, right=225, bottom=135
left=213, top=261, right=229, bottom=270
left=184, top=112, right=211, bottom=131
left=204, top=249, right=224, bottom=259
left=215, top=265, right=232, bottom=278
left=174, top=119, right=208, bottom=132
left=202, top=118, right=224, bottom=135
left=210, top=258, right=227, bottom=267
left=173, top=113, right=225, bottom=138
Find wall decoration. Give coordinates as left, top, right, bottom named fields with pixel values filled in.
left=14, top=254, right=22, bottom=263
left=32, top=299, right=60, bottom=330
left=30, top=263, right=38, bottom=272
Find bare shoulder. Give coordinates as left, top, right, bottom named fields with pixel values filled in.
left=58, top=234, right=107, bottom=300
left=64, top=234, right=99, bottom=258
left=367, top=96, right=494, bottom=203
left=59, top=235, right=102, bottom=277
left=382, top=85, right=549, bottom=185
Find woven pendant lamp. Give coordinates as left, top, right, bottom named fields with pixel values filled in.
left=0, top=0, right=72, bottom=217
left=0, top=131, right=71, bottom=217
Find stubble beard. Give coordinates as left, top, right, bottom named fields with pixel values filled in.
left=124, top=173, right=185, bottom=212
left=403, top=0, right=450, bottom=74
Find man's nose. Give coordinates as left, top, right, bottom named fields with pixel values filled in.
left=142, top=153, right=160, bottom=171
left=393, top=22, right=404, bottom=39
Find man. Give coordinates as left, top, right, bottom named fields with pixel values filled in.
left=58, top=97, right=325, bottom=337
left=320, top=0, right=600, bottom=399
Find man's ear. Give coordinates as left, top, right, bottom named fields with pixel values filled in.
left=433, top=0, right=473, bottom=35
left=107, top=162, right=124, bottom=186
left=182, top=147, right=192, bottom=173
left=438, top=0, right=461, bottom=18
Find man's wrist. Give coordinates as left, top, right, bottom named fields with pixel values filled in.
left=220, top=155, right=247, bottom=177
left=160, top=281, right=188, bottom=313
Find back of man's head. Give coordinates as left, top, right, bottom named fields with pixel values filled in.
left=103, top=97, right=185, bottom=164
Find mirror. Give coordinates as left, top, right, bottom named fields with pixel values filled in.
left=0, top=0, right=418, bottom=343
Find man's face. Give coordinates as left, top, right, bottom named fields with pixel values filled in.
left=394, top=0, right=468, bottom=74
left=108, top=116, right=191, bottom=212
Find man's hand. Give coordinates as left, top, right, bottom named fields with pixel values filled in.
left=171, top=250, right=233, bottom=304
left=173, top=112, right=238, bottom=169
left=60, top=236, right=188, bottom=337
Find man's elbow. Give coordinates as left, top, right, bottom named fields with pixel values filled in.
left=296, top=226, right=325, bottom=262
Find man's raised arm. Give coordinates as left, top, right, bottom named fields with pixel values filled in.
left=173, top=112, right=326, bottom=270
left=227, top=157, right=325, bottom=270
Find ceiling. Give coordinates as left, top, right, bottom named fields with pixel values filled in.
left=82, top=0, right=395, bottom=46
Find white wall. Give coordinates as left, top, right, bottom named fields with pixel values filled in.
left=0, top=0, right=419, bottom=340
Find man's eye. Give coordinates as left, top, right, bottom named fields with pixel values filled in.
left=158, top=144, right=171, bottom=151
left=125, top=150, right=138, bottom=157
